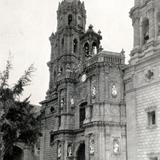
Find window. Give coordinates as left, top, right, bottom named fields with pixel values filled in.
left=84, top=42, right=89, bottom=57
left=79, top=102, right=86, bottom=128
left=68, top=14, right=73, bottom=25
left=148, top=111, right=156, bottom=126
left=50, top=133, right=54, bottom=145
left=58, top=116, right=61, bottom=128
left=142, top=18, right=149, bottom=44
left=73, top=39, right=78, bottom=53
left=92, top=42, right=97, bottom=55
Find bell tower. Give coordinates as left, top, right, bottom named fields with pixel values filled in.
left=57, top=0, right=86, bottom=31
left=125, top=1, right=160, bottom=160
left=130, top=0, right=160, bottom=64
left=48, top=0, right=86, bottom=93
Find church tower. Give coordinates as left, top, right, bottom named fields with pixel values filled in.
left=40, top=0, right=126, bottom=160
left=125, top=0, right=160, bottom=160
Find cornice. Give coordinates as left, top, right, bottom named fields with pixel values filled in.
left=83, top=121, right=126, bottom=129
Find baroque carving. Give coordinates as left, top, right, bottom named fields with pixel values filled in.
left=58, top=143, right=62, bottom=158
left=111, top=84, right=118, bottom=98
left=67, top=143, right=73, bottom=157
left=113, top=138, right=120, bottom=155
left=89, top=135, right=95, bottom=155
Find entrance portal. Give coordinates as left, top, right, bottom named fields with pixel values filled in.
left=3, top=146, right=24, bottom=160
left=77, top=143, right=85, bottom=160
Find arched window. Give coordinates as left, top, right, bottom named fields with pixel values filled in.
left=79, top=102, right=87, bottom=128
left=73, top=39, right=78, bottom=53
left=92, top=42, right=97, bottom=55
left=68, top=14, right=73, bottom=25
left=142, top=18, right=149, bottom=44
left=84, top=42, right=89, bottom=57
left=157, top=12, right=160, bottom=36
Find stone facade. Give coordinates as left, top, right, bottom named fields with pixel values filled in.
left=40, top=0, right=160, bottom=160
left=125, top=0, right=160, bottom=160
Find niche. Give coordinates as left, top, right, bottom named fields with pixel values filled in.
left=73, top=39, right=78, bottom=53
left=142, top=18, right=149, bottom=44
left=68, top=14, right=73, bottom=25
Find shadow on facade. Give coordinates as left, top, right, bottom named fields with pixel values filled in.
left=3, top=146, right=24, bottom=160
left=77, top=143, right=85, bottom=160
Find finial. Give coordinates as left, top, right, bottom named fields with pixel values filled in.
left=98, top=30, right=101, bottom=35
left=88, top=24, right=93, bottom=30
left=121, top=49, right=125, bottom=55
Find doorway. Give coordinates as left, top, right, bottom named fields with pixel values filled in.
left=3, top=146, right=24, bottom=160
left=77, top=143, right=85, bottom=160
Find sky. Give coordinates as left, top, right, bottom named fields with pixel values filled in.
left=0, top=0, right=134, bottom=105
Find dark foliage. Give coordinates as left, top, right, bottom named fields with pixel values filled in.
left=0, top=61, right=41, bottom=157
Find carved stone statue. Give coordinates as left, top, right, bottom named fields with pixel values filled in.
left=113, top=139, right=120, bottom=154
left=89, top=135, right=95, bottom=154
left=67, top=144, right=73, bottom=157
left=111, top=84, right=117, bottom=97
left=58, top=144, right=62, bottom=158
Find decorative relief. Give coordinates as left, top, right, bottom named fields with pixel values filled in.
left=89, top=135, right=95, bottom=155
left=81, top=74, right=87, bottom=82
left=70, top=97, right=74, bottom=106
left=111, top=84, right=118, bottom=98
left=58, top=143, right=62, bottom=158
left=91, top=86, right=96, bottom=98
left=60, top=98, right=65, bottom=109
left=145, top=70, right=154, bottom=80
left=67, top=143, right=73, bottom=157
left=113, top=138, right=120, bottom=155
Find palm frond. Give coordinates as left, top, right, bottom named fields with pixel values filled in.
left=0, top=60, right=12, bottom=89
left=12, top=64, right=35, bottom=97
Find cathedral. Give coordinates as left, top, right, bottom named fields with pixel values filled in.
left=40, top=0, right=160, bottom=160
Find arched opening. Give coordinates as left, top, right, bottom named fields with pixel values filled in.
left=3, top=146, right=24, bottom=160
left=92, top=42, right=97, bottom=55
left=84, top=42, right=89, bottom=57
left=79, top=102, right=87, bottom=128
left=142, top=18, right=149, bottom=44
left=68, top=14, right=73, bottom=25
left=157, top=12, right=160, bottom=36
left=73, top=39, right=78, bottom=53
left=77, top=143, right=85, bottom=160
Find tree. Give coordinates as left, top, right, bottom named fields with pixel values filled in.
left=0, top=60, right=41, bottom=158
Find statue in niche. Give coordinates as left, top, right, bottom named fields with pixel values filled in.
left=60, top=98, right=65, bottom=109
left=111, top=84, right=117, bottom=98
left=89, top=135, right=95, bottom=154
left=113, top=139, right=120, bottom=154
left=66, top=63, right=72, bottom=72
left=58, top=143, right=62, bottom=158
left=67, top=144, right=73, bottom=157
left=70, top=98, right=74, bottom=105
left=91, top=86, right=96, bottom=98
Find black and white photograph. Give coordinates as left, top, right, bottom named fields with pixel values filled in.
left=0, top=0, right=160, bottom=160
